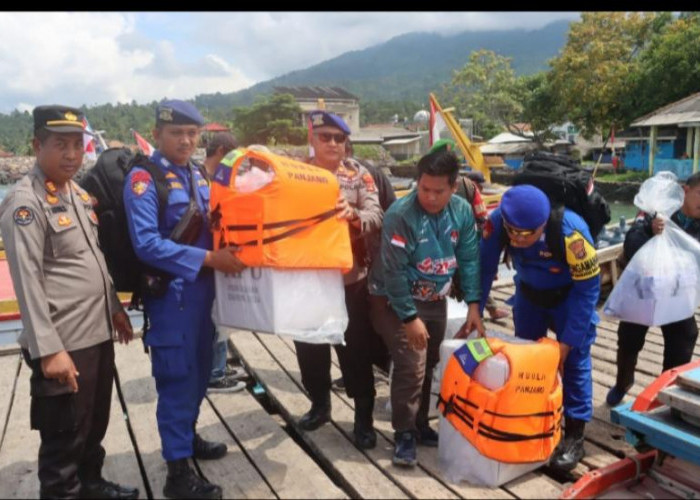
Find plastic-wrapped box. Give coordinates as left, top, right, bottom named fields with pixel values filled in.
left=437, top=332, right=549, bottom=487
left=212, top=267, right=347, bottom=344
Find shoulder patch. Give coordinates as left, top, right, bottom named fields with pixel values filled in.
left=46, top=193, right=59, bottom=205
left=362, top=172, right=377, bottom=192
left=565, top=230, right=600, bottom=280
left=131, top=170, right=152, bottom=196
left=13, top=206, right=34, bottom=226
left=390, top=233, right=406, bottom=249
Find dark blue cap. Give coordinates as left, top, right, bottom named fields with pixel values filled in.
left=156, top=99, right=205, bottom=126
left=500, top=185, right=551, bottom=229
left=309, top=110, right=351, bottom=135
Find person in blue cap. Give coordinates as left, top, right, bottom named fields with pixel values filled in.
left=123, top=99, right=246, bottom=499
left=476, top=184, right=601, bottom=473
left=294, top=110, right=384, bottom=450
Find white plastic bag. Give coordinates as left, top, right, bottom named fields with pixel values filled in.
left=603, top=173, right=700, bottom=326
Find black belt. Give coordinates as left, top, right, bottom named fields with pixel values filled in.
left=519, top=280, right=572, bottom=309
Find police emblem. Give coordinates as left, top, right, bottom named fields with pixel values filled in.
left=57, top=215, right=72, bottom=226
left=362, top=173, right=377, bottom=192
left=13, top=206, right=34, bottom=225
left=567, top=238, right=587, bottom=259
left=312, top=114, right=324, bottom=126
left=131, top=171, right=151, bottom=196
left=159, top=107, right=173, bottom=122
left=46, top=194, right=59, bottom=205
left=79, top=191, right=90, bottom=202
left=64, top=111, right=78, bottom=122
left=45, top=180, right=57, bottom=193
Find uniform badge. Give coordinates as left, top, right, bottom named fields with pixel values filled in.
left=390, top=233, right=406, bottom=249
left=165, top=172, right=177, bottom=179
left=362, top=173, right=377, bottom=192
left=57, top=215, right=72, bottom=226
left=13, top=206, right=34, bottom=226
left=565, top=231, right=600, bottom=281
left=79, top=191, right=90, bottom=202
left=88, top=211, right=99, bottom=224
left=131, top=171, right=151, bottom=196
left=197, top=179, right=208, bottom=187
left=482, top=218, right=493, bottom=240
left=64, top=111, right=78, bottom=122
left=168, top=182, right=183, bottom=190
left=46, top=193, right=59, bottom=205
left=312, top=113, right=324, bottom=126
left=159, top=107, right=173, bottom=122
left=45, top=180, right=57, bottom=193
left=539, top=249, right=553, bottom=259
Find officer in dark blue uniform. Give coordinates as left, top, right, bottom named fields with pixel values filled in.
left=478, top=185, right=601, bottom=473
left=123, top=100, right=245, bottom=499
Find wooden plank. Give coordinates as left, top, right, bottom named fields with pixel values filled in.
left=207, top=389, right=340, bottom=499
left=0, top=360, right=40, bottom=498
left=0, top=353, right=20, bottom=450
left=678, top=368, right=700, bottom=392
left=658, top=386, right=700, bottom=421
left=193, top=394, right=277, bottom=499
left=502, top=471, right=565, bottom=499
left=113, top=342, right=167, bottom=499
left=228, top=329, right=407, bottom=499
left=259, top=332, right=463, bottom=499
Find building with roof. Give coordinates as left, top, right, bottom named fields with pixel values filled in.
left=274, top=86, right=360, bottom=133
left=625, top=92, right=700, bottom=179
left=352, top=124, right=423, bottom=161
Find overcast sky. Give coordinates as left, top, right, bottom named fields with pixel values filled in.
left=0, top=11, right=581, bottom=115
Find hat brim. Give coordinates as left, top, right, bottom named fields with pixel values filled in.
left=42, top=125, right=92, bottom=135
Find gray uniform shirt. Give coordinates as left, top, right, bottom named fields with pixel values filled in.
left=0, top=165, right=121, bottom=359
left=309, top=157, right=383, bottom=285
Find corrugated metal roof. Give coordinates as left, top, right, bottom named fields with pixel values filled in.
left=480, top=142, right=538, bottom=155
left=382, top=137, right=421, bottom=146
left=274, top=86, right=358, bottom=101
left=487, top=132, right=533, bottom=144
left=631, top=92, right=700, bottom=127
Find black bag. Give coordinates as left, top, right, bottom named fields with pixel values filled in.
left=512, top=151, right=611, bottom=262
left=79, top=147, right=169, bottom=294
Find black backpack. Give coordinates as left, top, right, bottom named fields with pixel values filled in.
left=79, top=147, right=169, bottom=297
left=511, top=151, right=611, bottom=262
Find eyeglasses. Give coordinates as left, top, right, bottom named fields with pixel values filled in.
left=315, top=132, right=347, bottom=144
left=503, top=221, right=537, bottom=237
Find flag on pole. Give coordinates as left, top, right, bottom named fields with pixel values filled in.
left=307, top=114, right=315, bottom=158
left=132, top=129, right=155, bottom=156
left=429, top=98, right=447, bottom=147
left=82, top=117, right=97, bottom=161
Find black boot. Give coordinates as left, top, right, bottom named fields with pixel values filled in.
left=193, top=433, right=227, bottom=460
left=606, top=352, right=637, bottom=406
left=163, top=459, right=222, bottom=499
left=353, top=396, right=377, bottom=449
left=549, top=417, right=586, bottom=472
left=299, top=394, right=331, bottom=431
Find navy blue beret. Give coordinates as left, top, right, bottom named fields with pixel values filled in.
left=309, top=110, right=351, bottom=135
left=500, top=185, right=551, bottom=229
left=156, top=99, right=205, bottom=126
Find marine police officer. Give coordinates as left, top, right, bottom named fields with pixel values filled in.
left=478, top=185, right=601, bottom=472
left=123, top=100, right=245, bottom=499
left=294, top=110, right=384, bottom=450
left=0, top=105, right=138, bottom=499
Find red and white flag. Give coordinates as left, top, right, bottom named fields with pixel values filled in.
left=390, top=233, right=406, bottom=249
left=307, top=115, right=315, bottom=158
left=429, top=98, right=447, bottom=147
left=132, top=129, right=155, bottom=156
left=82, top=117, right=97, bottom=161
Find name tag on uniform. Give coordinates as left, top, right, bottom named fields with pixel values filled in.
left=51, top=206, right=68, bottom=213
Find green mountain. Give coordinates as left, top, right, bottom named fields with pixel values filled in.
left=195, top=20, right=570, bottom=109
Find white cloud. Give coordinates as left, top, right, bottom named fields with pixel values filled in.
left=0, top=11, right=579, bottom=114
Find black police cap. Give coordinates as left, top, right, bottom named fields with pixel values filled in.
left=33, top=105, right=88, bottom=134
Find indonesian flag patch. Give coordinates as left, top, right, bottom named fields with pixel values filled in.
left=390, top=234, right=406, bottom=249
left=450, top=230, right=459, bottom=244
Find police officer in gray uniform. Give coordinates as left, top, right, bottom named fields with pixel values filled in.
left=0, top=105, right=138, bottom=499
left=294, top=111, right=384, bottom=450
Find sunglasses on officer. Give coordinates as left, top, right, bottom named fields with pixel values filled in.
left=315, top=132, right=347, bottom=144
left=503, top=221, right=538, bottom=237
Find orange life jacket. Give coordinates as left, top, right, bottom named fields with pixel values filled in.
left=210, top=148, right=353, bottom=271
left=438, top=336, right=563, bottom=463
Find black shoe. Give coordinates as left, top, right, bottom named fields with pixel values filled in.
left=164, top=459, right=222, bottom=499
left=606, top=384, right=632, bottom=407
left=417, top=424, right=439, bottom=447
left=79, top=479, right=139, bottom=499
left=393, top=431, right=417, bottom=467
left=549, top=417, right=586, bottom=472
left=299, top=400, right=331, bottom=431
left=353, top=396, right=376, bottom=449
left=193, top=433, right=227, bottom=460
left=331, top=377, right=345, bottom=390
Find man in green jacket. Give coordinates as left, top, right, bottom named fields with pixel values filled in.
left=369, top=148, right=484, bottom=467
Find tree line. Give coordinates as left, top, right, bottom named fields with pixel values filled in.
left=0, top=12, right=698, bottom=154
